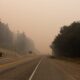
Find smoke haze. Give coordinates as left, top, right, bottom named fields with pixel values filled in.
left=0, top=0, right=80, bottom=54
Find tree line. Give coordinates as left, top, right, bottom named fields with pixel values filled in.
left=51, top=21, right=80, bottom=58
left=0, top=20, right=35, bottom=54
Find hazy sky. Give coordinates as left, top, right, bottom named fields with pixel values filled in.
left=0, top=0, right=80, bottom=54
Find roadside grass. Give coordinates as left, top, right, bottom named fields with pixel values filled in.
left=49, top=55, right=80, bottom=64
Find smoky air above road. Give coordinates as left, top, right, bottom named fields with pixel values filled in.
left=0, top=1, right=80, bottom=80
left=0, top=0, right=80, bottom=54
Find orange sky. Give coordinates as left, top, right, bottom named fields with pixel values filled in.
left=0, top=0, right=80, bottom=54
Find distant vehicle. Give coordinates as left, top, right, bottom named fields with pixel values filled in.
left=29, top=51, right=32, bottom=54
left=0, top=52, right=3, bottom=57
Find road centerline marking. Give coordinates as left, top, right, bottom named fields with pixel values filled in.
left=28, top=57, right=43, bottom=80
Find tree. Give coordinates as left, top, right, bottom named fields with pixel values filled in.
left=51, top=21, right=80, bottom=58
left=14, top=32, right=35, bottom=54
left=0, top=21, right=13, bottom=49
left=0, top=20, right=35, bottom=55
left=15, top=32, right=27, bottom=53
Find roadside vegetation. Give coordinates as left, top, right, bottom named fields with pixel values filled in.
left=51, top=21, right=80, bottom=58
left=0, top=20, right=35, bottom=57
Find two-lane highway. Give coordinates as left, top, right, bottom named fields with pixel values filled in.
left=0, top=56, right=80, bottom=80
left=0, top=55, right=42, bottom=80
left=30, top=57, right=80, bottom=80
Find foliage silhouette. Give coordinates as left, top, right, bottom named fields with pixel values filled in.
left=0, top=21, right=13, bottom=49
left=0, top=20, right=35, bottom=54
left=51, top=21, right=80, bottom=58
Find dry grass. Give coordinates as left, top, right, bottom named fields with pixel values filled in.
left=49, top=55, right=80, bottom=64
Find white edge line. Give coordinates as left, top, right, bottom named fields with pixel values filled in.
left=28, top=58, right=43, bottom=80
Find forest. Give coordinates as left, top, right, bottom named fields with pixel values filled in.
left=0, top=20, right=35, bottom=55
left=51, top=21, right=80, bottom=58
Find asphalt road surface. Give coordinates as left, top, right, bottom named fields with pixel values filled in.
left=0, top=56, right=80, bottom=80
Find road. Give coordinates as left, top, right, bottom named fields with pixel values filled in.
left=0, top=56, right=80, bottom=80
